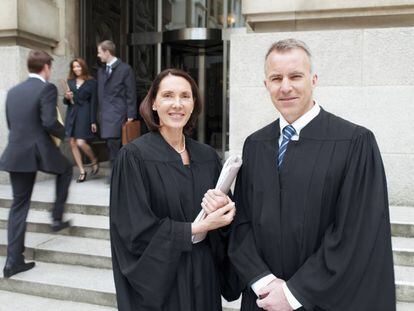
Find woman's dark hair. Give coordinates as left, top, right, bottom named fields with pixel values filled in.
left=139, top=68, right=202, bottom=135
left=68, top=58, right=92, bottom=80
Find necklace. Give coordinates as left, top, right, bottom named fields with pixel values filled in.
left=175, top=136, right=186, bottom=154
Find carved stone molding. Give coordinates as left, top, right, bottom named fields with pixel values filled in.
left=243, top=0, right=414, bottom=31
left=0, top=0, right=59, bottom=49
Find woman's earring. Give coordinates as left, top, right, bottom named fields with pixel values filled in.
left=152, top=106, right=156, bottom=111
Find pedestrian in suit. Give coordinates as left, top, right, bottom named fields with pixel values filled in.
left=0, top=50, right=72, bottom=278
left=96, top=40, right=137, bottom=173
left=63, top=57, right=99, bottom=183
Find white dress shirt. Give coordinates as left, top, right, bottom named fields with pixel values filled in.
left=106, top=57, right=118, bottom=75
left=251, top=102, right=321, bottom=310
left=28, top=73, right=46, bottom=83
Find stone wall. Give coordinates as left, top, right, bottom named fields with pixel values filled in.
left=229, top=27, right=414, bottom=205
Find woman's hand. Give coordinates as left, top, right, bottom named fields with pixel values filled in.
left=91, top=123, right=97, bottom=133
left=201, top=189, right=229, bottom=214
left=65, top=91, right=74, bottom=101
left=192, top=200, right=236, bottom=234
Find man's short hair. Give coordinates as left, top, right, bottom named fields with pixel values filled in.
left=27, top=50, right=53, bottom=74
left=265, top=38, right=313, bottom=72
left=98, top=40, right=116, bottom=56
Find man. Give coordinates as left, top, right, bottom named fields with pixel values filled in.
left=0, top=50, right=72, bottom=278
left=228, top=39, right=396, bottom=310
left=96, top=40, right=137, bottom=172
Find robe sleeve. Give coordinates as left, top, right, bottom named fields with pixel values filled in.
left=110, top=145, right=192, bottom=308
left=228, top=138, right=274, bottom=288
left=287, top=130, right=395, bottom=310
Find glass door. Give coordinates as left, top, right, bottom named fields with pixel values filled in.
left=162, top=42, right=224, bottom=155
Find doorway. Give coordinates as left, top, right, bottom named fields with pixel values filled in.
left=162, top=41, right=224, bottom=153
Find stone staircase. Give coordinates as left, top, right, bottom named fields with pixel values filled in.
left=0, top=187, right=412, bottom=309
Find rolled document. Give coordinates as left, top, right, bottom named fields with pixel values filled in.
left=192, top=155, right=242, bottom=243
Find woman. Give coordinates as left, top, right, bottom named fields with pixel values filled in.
left=63, top=58, right=99, bottom=182
left=110, top=69, right=240, bottom=310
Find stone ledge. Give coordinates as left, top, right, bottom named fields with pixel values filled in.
left=243, top=0, right=414, bottom=31
left=0, top=0, right=59, bottom=50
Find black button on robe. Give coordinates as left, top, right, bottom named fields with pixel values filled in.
left=229, top=108, right=396, bottom=311
left=110, top=132, right=240, bottom=311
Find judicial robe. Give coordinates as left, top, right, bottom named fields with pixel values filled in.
left=228, top=108, right=396, bottom=311
left=110, top=131, right=240, bottom=311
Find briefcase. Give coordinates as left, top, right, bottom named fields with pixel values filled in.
left=122, top=120, right=141, bottom=145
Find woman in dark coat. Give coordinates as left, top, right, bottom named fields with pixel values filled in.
left=63, top=58, right=99, bottom=182
left=110, top=69, right=241, bottom=311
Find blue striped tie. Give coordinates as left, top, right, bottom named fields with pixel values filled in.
left=278, top=125, right=296, bottom=167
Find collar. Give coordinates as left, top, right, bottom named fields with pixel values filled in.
left=106, top=57, right=118, bottom=67
left=279, top=101, right=320, bottom=139
left=28, top=73, right=46, bottom=83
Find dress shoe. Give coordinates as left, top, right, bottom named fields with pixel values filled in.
left=91, top=160, right=100, bottom=176
left=3, top=261, right=35, bottom=278
left=51, top=220, right=71, bottom=232
left=76, top=171, right=87, bottom=183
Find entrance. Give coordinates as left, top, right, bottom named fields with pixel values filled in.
left=162, top=37, right=223, bottom=152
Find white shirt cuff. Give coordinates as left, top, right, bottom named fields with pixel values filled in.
left=251, top=274, right=277, bottom=296
left=282, top=282, right=302, bottom=310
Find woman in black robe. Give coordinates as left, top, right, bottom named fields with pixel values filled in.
left=63, top=58, right=99, bottom=182
left=110, top=68, right=241, bottom=311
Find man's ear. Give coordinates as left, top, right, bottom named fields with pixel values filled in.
left=311, top=74, right=318, bottom=88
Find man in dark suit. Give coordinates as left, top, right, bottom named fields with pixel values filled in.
left=0, top=50, right=72, bottom=278
left=96, top=40, right=137, bottom=172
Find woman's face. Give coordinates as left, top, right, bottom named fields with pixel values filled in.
left=153, top=74, right=194, bottom=132
left=72, top=61, right=83, bottom=77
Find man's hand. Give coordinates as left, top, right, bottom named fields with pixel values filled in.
left=64, top=91, right=73, bottom=102
left=201, top=189, right=229, bottom=214
left=256, top=278, right=293, bottom=311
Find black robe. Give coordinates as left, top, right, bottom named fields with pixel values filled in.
left=110, top=131, right=240, bottom=311
left=228, top=108, right=396, bottom=311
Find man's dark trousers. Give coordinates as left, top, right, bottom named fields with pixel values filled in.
left=7, top=166, right=72, bottom=265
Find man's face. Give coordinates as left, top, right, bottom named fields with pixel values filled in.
left=264, top=48, right=317, bottom=124
left=97, top=46, right=110, bottom=63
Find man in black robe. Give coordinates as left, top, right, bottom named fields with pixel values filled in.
left=228, top=38, right=396, bottom=310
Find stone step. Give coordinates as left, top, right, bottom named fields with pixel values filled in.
left=0, top=256, right=116, bottom=307
left=395, top=265, right=414, bottom=302
left=397, top=302, right=414, bottom=311
left=0, top=230, right=111, bottom=269
left=0, top=198, right=109, bottom=216
left=391, top=206, right=414, bottom=238
left=222, top=301, right=414, bottom=311
left=393, top=237, right=414, bottom=267
left=0, top=255, right=411, bottom=309
left=0, top=207, right=109, bottom=240
left=0, top=290, right=117, bottom=311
